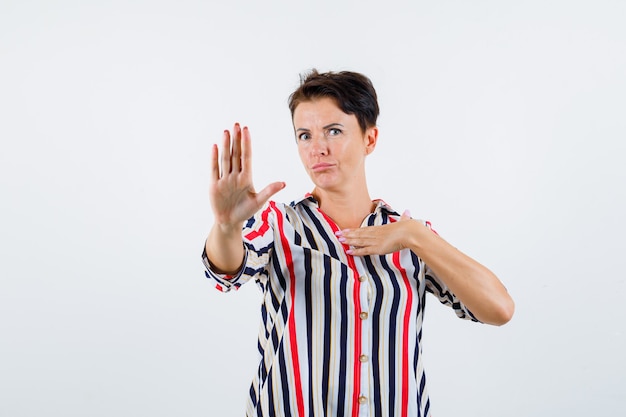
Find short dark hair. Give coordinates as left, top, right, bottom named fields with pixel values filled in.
left=288, top=69, right=380, bottom=133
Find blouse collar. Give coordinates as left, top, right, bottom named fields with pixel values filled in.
left=292, top=193, right=399, bottom=217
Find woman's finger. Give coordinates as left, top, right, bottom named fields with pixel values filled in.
left=220, top=129, right=232, bottom=176
left=210, top=143, right=220, bottom=183
left=241, top=126, right=252, bottom=175
left=338, top=234, right=374, bottom=248
left=346, top=246, right=374, bottom=256
left=257, top=181, right=286, bottom=205
left=231, top=123, right=243, bottom=172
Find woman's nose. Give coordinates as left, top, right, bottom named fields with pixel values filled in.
left=310, top=136, right=328, bottom=155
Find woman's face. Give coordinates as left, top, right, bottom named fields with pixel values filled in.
left=293, top=97, right=377, bottom=193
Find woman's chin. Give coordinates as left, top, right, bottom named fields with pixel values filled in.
left=311, top=183, right=343, bottom=195
left=309, top=173, right=339, bottom=189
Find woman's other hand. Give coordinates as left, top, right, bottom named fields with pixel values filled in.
left=337, top=210, right=514, bottom=325
left=336, top=210, right=413, bottom=256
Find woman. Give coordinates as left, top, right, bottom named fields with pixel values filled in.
left=203, top=70, right=514, bottom=417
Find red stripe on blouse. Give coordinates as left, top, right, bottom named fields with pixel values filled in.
left=272, top=201, right=305, bottom=417
left=393, top=250, right=413, bottom=417
left=348, top=252, right=362, bottom=417
left=244, top=205, right=273, bottom=240
left=388, top=216, right=412, bottom=417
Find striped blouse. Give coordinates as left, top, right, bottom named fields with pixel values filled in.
left=203, top=195, right=478, bottom=417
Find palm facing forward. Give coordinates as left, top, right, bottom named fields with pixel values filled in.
left=209, top=123, right=285, bottom=228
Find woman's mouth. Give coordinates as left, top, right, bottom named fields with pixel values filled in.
left=311, top=162, right=335, bottom=172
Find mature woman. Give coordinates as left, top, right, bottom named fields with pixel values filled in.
left=203, top=70, right=514, bottom=417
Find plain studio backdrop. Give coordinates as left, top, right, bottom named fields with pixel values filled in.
left=1, top=1, right=624, bottom=416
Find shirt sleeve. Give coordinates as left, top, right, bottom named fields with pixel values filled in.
left=421, top=221, right=481, bottom=322
left=202, top=202, right=276, bottom=293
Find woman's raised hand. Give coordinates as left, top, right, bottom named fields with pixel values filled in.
left=209, top=123, right=285, bottom=228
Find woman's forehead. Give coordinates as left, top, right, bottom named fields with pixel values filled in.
left=293, top=97, right=356, bottom=127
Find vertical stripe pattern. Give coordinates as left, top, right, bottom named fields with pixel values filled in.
left=203, top=196, right=479, bottom=417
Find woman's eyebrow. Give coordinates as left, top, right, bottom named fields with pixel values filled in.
left=295, top=123, right=344, bottom=132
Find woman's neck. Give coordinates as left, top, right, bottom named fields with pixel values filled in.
left=312, top=186, right=375, bottom=230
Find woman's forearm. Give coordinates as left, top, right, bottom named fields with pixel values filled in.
left=407, top=221, right=515, bottom=325
left=205, top=222, right=245, bottom=275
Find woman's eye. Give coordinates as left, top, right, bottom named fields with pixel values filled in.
left=327, top=128, right=342, bottom=136
left=298, top=132, right=311, bottom=141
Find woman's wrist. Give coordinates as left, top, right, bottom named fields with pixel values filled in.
left=406, top=219, right=434, bottom=253
left=215, top=220, right=243, bottom=235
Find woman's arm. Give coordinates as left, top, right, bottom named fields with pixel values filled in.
left=205, top=123, right=285, bottom=274
left=336, top=214, right=514, bottom=326
left=205, top=222, right=246, bottom=275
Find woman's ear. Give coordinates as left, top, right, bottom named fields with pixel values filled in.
left=364, top=126, right=379, bottom=155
